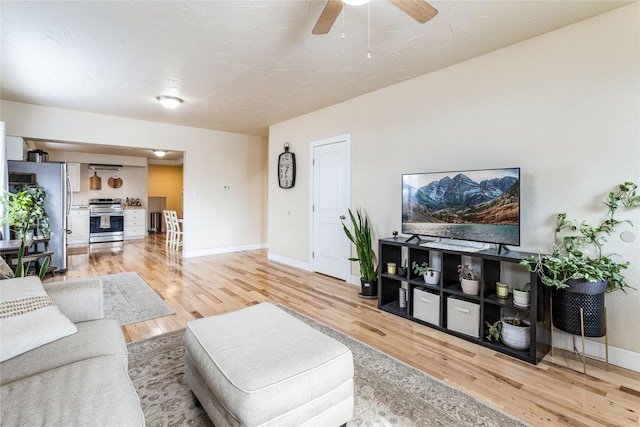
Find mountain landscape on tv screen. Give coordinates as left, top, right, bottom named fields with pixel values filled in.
left=403, top=173, right=519, bottom=225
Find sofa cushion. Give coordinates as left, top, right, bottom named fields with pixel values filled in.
left=0, top=318, right=127, bottom=385
left=0, top=276, right=77, bottom=362
left=0, top=355, right=145, bottom=426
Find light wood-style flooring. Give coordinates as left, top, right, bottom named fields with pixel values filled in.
left=51, top=235, right=640, bottom=426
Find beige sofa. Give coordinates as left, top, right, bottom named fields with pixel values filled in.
left=0, top=276, right=144, bottom=426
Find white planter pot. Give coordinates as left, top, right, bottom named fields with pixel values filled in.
left=423, top=269, right=440, bottom=285
left=513, top=290, right=530, bottom=307
left=501, top=318, right=531, bottom=350
left=460, top=278, right=480, bottom=295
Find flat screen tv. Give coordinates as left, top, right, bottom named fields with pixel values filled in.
left=402, top=167, right=520, bottom=248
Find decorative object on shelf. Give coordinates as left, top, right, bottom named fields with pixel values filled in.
left=495, top=282, right=509, bottom=299
left=520, top=181, right=639, bottom=337
left=392, top=231, right=398, bottom=239
left=397, top=259, right=407, bottom=278
left=277, top=143, right=296, bottom=189
left=513, top=283, right=531, bottom=307
left=108, top=177, right=123, bottom=188
left=342, top=208, right=378, bottom=297
left=458, top=264, right=480, bottom=295
left=399, top=288, right=407, bottom=309
left=387, top=262, right=396, bottom=275
left=486, top=315, right=531, bottom=350
left=89, top=171, right=101, bottom=190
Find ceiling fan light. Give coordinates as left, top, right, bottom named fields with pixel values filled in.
left=156, top=95, right=183, bottom=109
left=343, top=0, right=370, bottom=5
left=153, top=150, right=167, bottom=157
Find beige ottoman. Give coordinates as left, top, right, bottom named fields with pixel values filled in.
left=184, top=303, right=354, bottom=427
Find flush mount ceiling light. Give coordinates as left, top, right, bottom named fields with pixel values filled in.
left=343, top=0, right=369, bottom=5
left=153, top=150, right=167, bottom=157
left=156, top=95, right=183, bottom=109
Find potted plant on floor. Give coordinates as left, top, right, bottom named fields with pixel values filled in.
left=520, top=181, right=639, bottom=337
left=458, top=264, right=480, bottom=295
left=342, top=208, right=378, bottom=297
left=1, top=187, right=50, bottom=278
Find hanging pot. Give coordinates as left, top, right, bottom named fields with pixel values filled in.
left=552, top=278, right=607, bottom=337
left=89, top=172, right=102, bottom=190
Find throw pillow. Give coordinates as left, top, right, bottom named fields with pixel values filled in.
left=0, top=276, right=78, bottom=362
left=0, top=257, right=14, bottom=280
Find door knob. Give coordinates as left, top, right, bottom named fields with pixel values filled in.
left=339, top=215, right=346, bottom=220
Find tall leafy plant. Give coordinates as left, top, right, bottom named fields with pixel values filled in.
left=1, top=189, right=50, bottom=278
left=342, top=208, right=377, bottom=283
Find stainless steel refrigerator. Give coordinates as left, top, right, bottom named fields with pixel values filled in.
left=7, top=160, right=71, bottom=272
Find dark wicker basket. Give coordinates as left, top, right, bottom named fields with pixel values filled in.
left=552, top=279, right=606, bottom=337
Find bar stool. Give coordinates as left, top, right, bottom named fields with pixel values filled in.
left=169, top=210, right=183, bottom=250
left=163, top=210, right=174, bottom=248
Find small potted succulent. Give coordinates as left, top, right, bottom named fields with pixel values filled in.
left=458, top=264, right=480, bottom=295
left=512, top=282, right=531, bottom=307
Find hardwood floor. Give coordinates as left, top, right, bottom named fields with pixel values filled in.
left=52, top=235, right=639, bottom=426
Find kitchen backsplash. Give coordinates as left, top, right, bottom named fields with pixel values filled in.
left=73, top=163, right=147, bottom=207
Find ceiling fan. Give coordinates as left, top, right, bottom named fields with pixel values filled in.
left=312, top=0, right=438, bottom=35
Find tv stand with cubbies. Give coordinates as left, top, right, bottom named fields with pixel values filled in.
left=378, top=237, right=551, bottom=364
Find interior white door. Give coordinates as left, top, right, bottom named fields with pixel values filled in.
left=311, top=134, right=351, bottom=281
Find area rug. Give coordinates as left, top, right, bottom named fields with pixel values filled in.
left=102, top=272, right=174, bottom=325
left=128, top=305, right=526, bottom=427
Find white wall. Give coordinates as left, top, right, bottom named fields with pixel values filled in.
left=268, top=4, right=640, bottom=364
left=0, top=101, right=268, bottom=254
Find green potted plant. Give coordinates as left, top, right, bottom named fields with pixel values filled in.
left=412, top=261, right=440, bottom=285
left=520, top=181, right=639, bottom=336
left=342, top=208, right=378, bottom=297
left=457, top=264, right=480, bottom=295
left=486, top=313, right=531, bottom=350
left=512, top=282, right=531, bottom=307
left=1, top=188, right=50, bottom=278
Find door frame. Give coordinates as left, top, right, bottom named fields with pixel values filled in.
left=309, top=133, right=352, bottom=282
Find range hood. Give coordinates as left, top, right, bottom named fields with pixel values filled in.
left=88, top=163, right=123, bottom=171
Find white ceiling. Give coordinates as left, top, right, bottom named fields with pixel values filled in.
left=1, top=0, right=632, bottom=157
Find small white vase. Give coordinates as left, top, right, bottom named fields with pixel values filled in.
left=460, top=278, right=480, bottom=295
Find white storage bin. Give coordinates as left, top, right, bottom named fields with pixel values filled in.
left=447, top=296, right=480, bottom=338
left=413, top=287, right=440, bottom=325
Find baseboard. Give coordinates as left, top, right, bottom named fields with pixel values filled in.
left=266, top=252, right=311, bottom=271
left=552, top=329, right=640, bottom=372
left=184, top=243, right=267, bottom=258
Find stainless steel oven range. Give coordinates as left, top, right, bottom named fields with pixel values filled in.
left=89, top=198, right=125, bottom=243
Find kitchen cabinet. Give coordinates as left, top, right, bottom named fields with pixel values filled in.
left=68, top=162, right=81, bottom=192
left=124, top=208, right=146, bottom=240
left=68, top=208, right=90, bottom=244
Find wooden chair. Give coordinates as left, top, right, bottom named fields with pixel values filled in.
left=168, top=210, right=183, bottom=250
left=163, top=210, right=174, bottom=248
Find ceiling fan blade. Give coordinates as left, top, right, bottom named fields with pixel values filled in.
left=388, top=0, right=438, bottom=24
left=312, top=0, right=344, bottom=35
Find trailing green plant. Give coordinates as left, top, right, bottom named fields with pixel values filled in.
left=2, top=185, right=50, bottom=238
left=342, top=208, right=377, bottom=283
left=1, top=188, right=50, bottom=279
left=411, top=261, right=429, bottom=276
left=457, top=264, right=479, bottom=281
left=520, top=182, right=640, bottom=293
